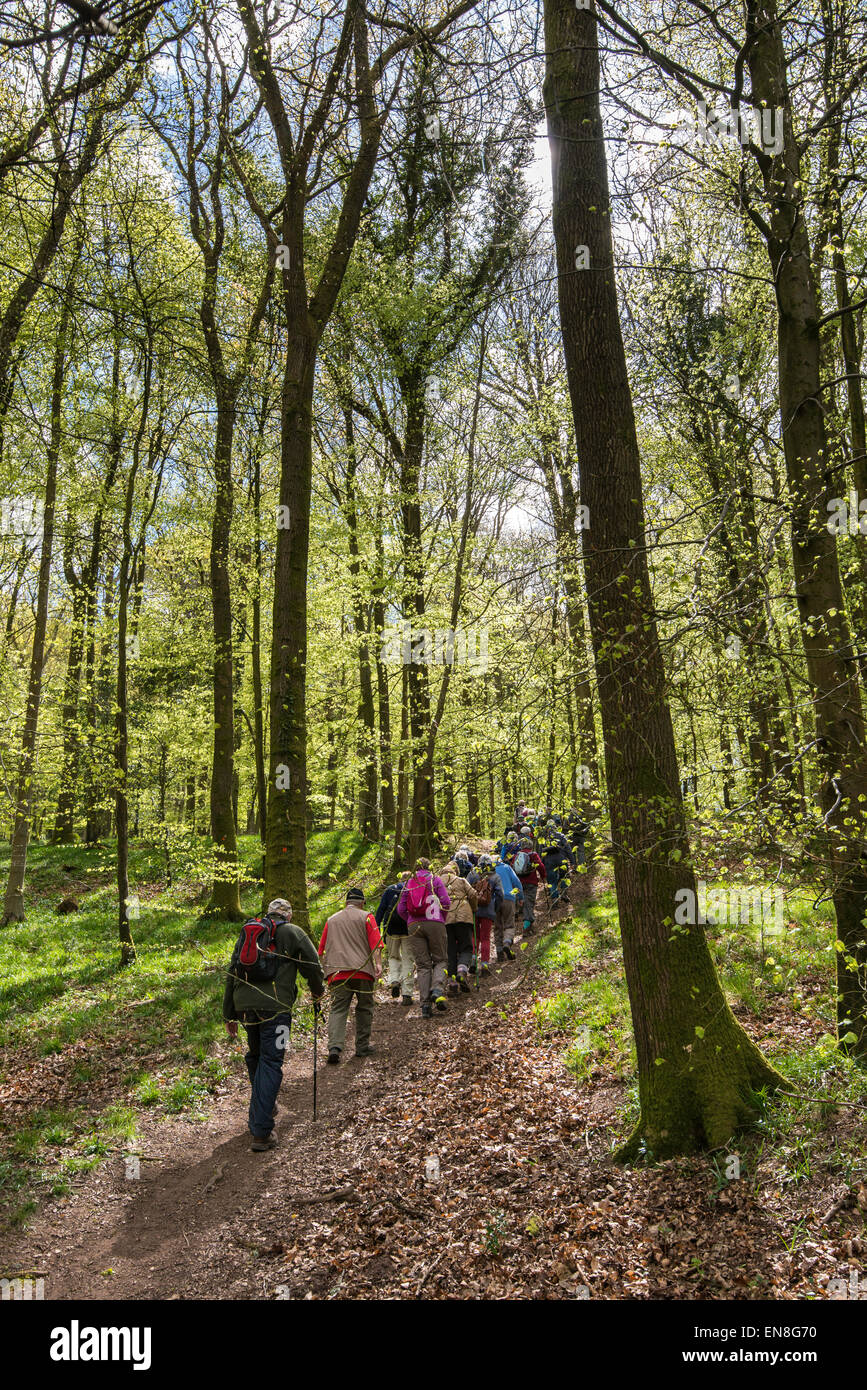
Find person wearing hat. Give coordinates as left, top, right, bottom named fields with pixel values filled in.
left=223, top=897, right=325, bottom=1151
left=318, top=887, right=383, bottom=1063
left=514, top=836, right=547, bottom=935
left=453, top=843, right=478, bottom=879
left=497, top=827, right=520, bottom=861
left=538, top=818, right=576, bottom=907
left=467, top=853, right=504, bottom=976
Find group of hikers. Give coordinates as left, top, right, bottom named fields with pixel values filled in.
left=223, top=802, right=589, bottom=1150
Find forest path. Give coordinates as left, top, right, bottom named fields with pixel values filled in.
left=6, top=865, right=828, bottom=1300
left=6, top=870, right=602, bottom=1300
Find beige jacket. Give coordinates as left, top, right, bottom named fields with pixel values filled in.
left=441, top=864, right=478, bottom=925
left=320, top=904, right=381, bottom=978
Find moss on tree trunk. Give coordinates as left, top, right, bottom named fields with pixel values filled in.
left=544, top=0, right=786, bottom=1157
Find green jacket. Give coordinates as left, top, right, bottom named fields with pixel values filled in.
left=222, top=918, right=325, bottom=1020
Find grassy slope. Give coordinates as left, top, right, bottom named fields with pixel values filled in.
left=1, top=841, right=864, bottom=1245
left=533, top=880, right=867, bottom=1192
left=0, top=831, right=391, bottom=1225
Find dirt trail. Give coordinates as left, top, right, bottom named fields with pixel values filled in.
left=9, top=866, right=846, bottom=1302
left=5, top=877, right=592, bottom=1300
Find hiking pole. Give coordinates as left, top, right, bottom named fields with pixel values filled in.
left=313, top=1002, right=318, bottom=1121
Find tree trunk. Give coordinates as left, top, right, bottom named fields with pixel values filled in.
left=342, top=399, right=379, bottom=839
left=262, top=331, right=318, bottom=926
left=2, top=296, right=68, bottom=921
left=393, top=661, right=410, bottom=867
left=401, top=380, right=438, bottom=860
left=115, top=478, right=137, bottom=965
left=251, top=441, right=268, bottom=848
left=207, top=400, right=243, bottom=919
left=544, top=0, right=784, bottom=1153
left=52, top=564, right=87, bottom=843
left=745, top=0, right=867, bottom=1053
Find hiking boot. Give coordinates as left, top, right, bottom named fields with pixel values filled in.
left=434, top=994, right=447, bottom=1012
left=355, top=1045, right=375, bottom=1058
left=503, top=944, right=515, bottom=960
left=446, top=979, right=459, bottom=997
left=401, top=994, right=413, bottom=1006
left=251, top=1134, right=277, bottom=1152
left=458, top=973, right=471, bottom=993
left=391, top=983, right=401, bottom=998
left=421, top=1002, right=432, bottom=1018
left=480, top=963, right=490, bottom=977
left=496, top=949, right=506, bottom=963
left=327, top=1048, right=341, bottom=1065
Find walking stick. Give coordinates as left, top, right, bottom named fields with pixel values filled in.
left=313, top=1002, right=318, bottom=1121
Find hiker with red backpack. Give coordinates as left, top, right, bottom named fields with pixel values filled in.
left=223, top=898, right=325, bottom=1152
left=397, top=858, right=451, bottom=1017
left=513, top=836, right=547, bottom=936
left=467, top=854, right=504, bottom=978
left=318, top=887, right=383, bottom=1064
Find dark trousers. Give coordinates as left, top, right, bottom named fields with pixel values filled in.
left=548, top=863, right=568, bottom=902
left=447, top=920, right=473, bottom=976
left=242, top=1010, right=292, bottom=1139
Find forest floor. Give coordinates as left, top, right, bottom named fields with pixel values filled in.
left=2, top=850, right=866, bottom=1301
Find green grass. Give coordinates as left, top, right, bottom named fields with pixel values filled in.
left=705, top=888, right=836, bottom=1023
left=532, top=889, right=634, bottom=1080
left=0, top=830, right=393, bottom=1224
left=2, top=840, right=859, bottom=1220
left=530, top=879, right=861, bottom=1168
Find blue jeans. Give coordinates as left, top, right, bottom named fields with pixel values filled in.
left=242, top=1010, right=292, bottom=1138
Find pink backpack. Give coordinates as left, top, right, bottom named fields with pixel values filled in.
left=406, top=872, right=433, bottom=916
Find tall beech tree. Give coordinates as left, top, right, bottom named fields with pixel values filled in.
left=150, top=31, right=275, bottom=919
left=544, top=0, right=784, bottom=1156
left=740, top=0, right=867, bottom=1055
left=1, top=250, right=77, bottom=922
left=231, top=0, right=473, bottom=926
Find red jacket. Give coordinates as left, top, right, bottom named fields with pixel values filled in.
left=517, top=852, right=547, bottom=886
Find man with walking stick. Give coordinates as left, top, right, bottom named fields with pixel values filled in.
left=223, top=898, right=325, bottom=1152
